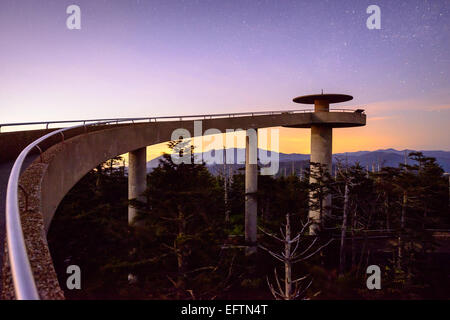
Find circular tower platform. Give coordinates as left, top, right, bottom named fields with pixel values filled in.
left=293, top=93, right=353, bottom=104
left=284, top=92, right=365, bottom=128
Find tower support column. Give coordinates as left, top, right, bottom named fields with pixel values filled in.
left=245, top=129, right=258, bottom=245
left=309, top=99, right=333, bottom=234
left=128, top=147, right=147, bottom=225
left=309, top=125, right=333, bottom=233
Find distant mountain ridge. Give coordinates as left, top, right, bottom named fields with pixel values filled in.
left=146, top=148, right=450, bottom=173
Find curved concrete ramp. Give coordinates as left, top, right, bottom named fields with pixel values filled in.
left=1, top=111, right=365, bottom=299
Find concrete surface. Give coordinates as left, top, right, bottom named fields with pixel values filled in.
left=128, top=147, right=147, bottom=225
left=245, top=130, right=258, bottom=245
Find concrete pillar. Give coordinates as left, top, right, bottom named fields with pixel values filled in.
left=128, top=147, right=147, bottom=225
left=310, top=125, right=332, bottom=173
left=314, top=99, right=330, bottom=112
left=245, top=129, right=258, bottom=245
left=309, top=99, right=332, bottom=234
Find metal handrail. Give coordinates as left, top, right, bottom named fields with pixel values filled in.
left=5, top=119, right=134, bottom=299
left=0, top=108, right=364, bottom=132
left=4, top=107, right=365, bottom=299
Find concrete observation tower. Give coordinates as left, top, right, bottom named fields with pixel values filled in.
left=289, top=93, right=365, bottom=234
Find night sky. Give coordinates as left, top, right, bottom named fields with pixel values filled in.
left=0, top=0, right=449, bottom=154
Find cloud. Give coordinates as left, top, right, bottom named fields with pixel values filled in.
left=362, top=99, right=450, bottom=114
left=428, top=105, right=450, bottom=111
left=369, top=116, right=396, bottom=121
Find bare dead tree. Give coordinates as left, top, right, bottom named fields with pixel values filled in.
left=223, top=146, right=230, bottom=223
left=334, top=162, right=378, bottom=276
left=333, top=158, right=353, bottom=276
left=339, top=182, right=350, bottom=277
left=259, top=214, right=332, bottom=300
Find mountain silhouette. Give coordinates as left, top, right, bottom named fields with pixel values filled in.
left=145, top=148, right=450, bottom=174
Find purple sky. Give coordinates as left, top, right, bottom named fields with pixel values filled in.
left=0, top=0, right=449, bottom=152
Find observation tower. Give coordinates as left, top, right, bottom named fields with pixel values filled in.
left=290, top=93, right=365, bottom=234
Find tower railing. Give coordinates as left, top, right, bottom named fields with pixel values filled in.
left=2, top=107, right=364, bottom=299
